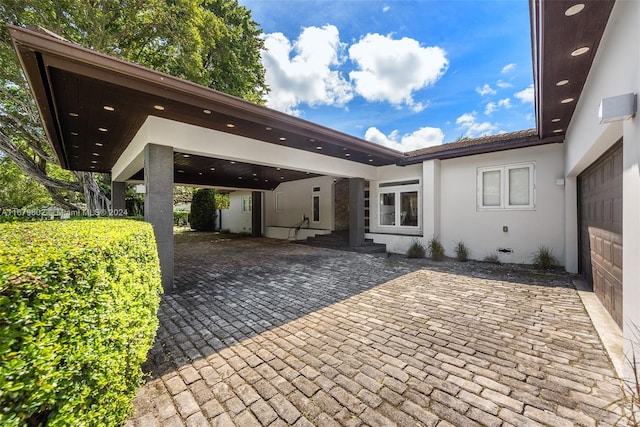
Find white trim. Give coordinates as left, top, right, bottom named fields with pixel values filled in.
left=241, top=195, right=252, bottom=213
left=275, top=192, right=284, bottom=213
left=376, top=179, right=421, bottom=231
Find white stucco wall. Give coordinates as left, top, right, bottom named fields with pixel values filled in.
left=264, top=176, right=336, bottom=231
left=439, top=143, right=566, bottom=264
left=562, top=0, right=640, bottom=373
left=222, top=191, right=253, bottom=233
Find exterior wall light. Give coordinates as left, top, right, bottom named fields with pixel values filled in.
left=599, top=93, right=637, bottom=124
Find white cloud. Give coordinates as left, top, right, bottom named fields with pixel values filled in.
left=475, top=84, right=496, bottom=96
left=501, top=63, right=516, bottom=74
left=514, top=84, right=534, bottom=104
left=382, top=5, right=390, bottom=12
left=261, top=25, right=353, bottom=115
left=364, top=126, right=444, bottom=151
left=348, top=33, right=448, bottom=108
left=456, top=111, right=497, bottom=138
left=496, top=80, right=512, bottom=89
left=484, top=98, right=512, bottom=115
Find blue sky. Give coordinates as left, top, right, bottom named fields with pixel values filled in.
left=239, top=0, right=535, bottom=152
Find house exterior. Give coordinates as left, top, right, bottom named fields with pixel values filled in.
left=8, top=0, right=638, bottom=373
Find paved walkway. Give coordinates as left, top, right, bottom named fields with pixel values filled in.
left=127, top=238, right=623, bottom=427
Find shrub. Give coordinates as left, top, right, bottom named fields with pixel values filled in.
left=0, top=219, right=162, bottom=427
left=406, top=240, right=426, bottom=259
left=532, top=246, right=558, bottom=270
left=173, top=210, right=189, bottom=227
left=483, top=252, right=501, bottom=264
left=428, top=236, right=445, bottom=261
left=189, top=188, right=217, bottom=231
left=454, top=241, right=469, bottom=262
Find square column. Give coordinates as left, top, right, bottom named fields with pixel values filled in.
left=251, top=191, right=263, bottom=237
left=144, top=144, right=174, bottom=292
left=349, top=178, right=365, bottom=247
left=111, top=181, right=126, bottom=217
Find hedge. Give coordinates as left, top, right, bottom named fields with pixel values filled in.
left=0, top=219, right=163, bottom=426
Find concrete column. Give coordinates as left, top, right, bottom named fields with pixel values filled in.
left=111, top=181, right=126, bottom=216
left=349, top=178, right=365, bottom=247
left=251, top=191, right=262, bottom=237
left=564, top=176, right=579, bottom=273
left=144, top=144, right=174, bottom=292
left=423, top=159, right=441, bottom=239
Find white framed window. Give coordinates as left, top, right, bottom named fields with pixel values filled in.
left=241, top=195, right=252, bottom=213
left=275, top=192, right=284, bottom=212
left=378, top=179, right=420, bottom=228
left=477, top=163, right=535, bottom=210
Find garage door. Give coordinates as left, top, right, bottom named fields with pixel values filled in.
left=578, top=139, right=623, bottom=328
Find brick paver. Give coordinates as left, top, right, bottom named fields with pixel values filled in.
left=127, top=238, right=623, bottom=426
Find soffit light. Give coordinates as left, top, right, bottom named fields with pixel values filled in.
left=153, top=105, right=165, bottom=111
left=183, top=154, right=190, bottom=158
left=229, top=161, right=236, bottom=164
left=103, top=105, right=115, bottom=111
left=551, top=118, right=561, bottom=123
left=69, top=112, right=79, bottom=117
left=553, top=129, right=564, bottom=133
left=98, top=127, right=108, bottom=132
left=92, top=152, right=100, bottom=156
left=265, top=127, right=272, bottom=131
left=177, top=169, right=184, bottom=173
left=561, top=98, right=575, bottom=104
left=571, top=47, right=590, bottom=56
left=210, top=167, right=216, bottom=171
left=203, top=109, right=212, bottom=114
left=226, top=123, right=235, bottom=128
left=95, top=142, right=103, bottom=146
left=556, top=80, right=569, bottom=86
left=71, top=131, right=78, bottom=136
left=565, top=4, right=585, bottom=16
left=279, top=137, right=286, bottom=141
left=316, top=146, right=322, bottom=150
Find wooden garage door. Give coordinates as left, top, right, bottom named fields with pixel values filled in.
left=578, top=140, right=623, bottom=328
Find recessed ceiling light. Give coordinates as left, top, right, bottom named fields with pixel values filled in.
left=226, top=123, right=235, bottom=128
left=554, top=129, right=564, bottom=133
left=252, top=173, right=257, bottom=176
left=198, top=172, right=203, bottom=175
left=238, top=176, right=243, bottom=179
left=203, top=109, right=212, bottom=114
left=280, top=176, right=284, bottom=180
left=91, top=160, right=98, bottom=164
left=253, top=178, right=259, bottom=181
left=71, top=132, right=78, bottom=136
left=95, top=142, right=103, bottom=146
left=153, top=105, right=165, bottom=111
left=279, top=137, right=286, bottom=141
left=69, top=112, right=79, bottom=117
left=343, top=147, right=348, bottom=151
left=310, top=139, right=315, bottom=142
left=551, top=118, right=561, bottom=123
left=72, top=145, right=79, bottom=148
left=98, top=127, right=107, bottom=132
left=92, top=152, right=100, bottom=156
left=177, top=169, right=184, bottom=173
left=561, top=98, right=575, bottom=104
left=316, top=146, right=322, bottom=150
left=345, top=153, right=351, bottom=157
left=103, top=105, right=115, bottom=111
left=369, top=159, right=374, bottom=162
left=183, top=154, right=190, bottom=158
left=276, top=167, right=281, bottom=171
left=556, top=80, right=569, bottom=86
left=306, top=172, right=310, bottom=175
left=265, top=179, right=269, bottom=182
left=210, top=167, right=215, bottom=171
left=90, top=166, right=95, bottom=169
left=230, top=161, right=236, bottom=164
left=265, top=127, right=272, bottom=131
left=571, top=47, right=589, bottom=56
left=565, top=3, right=585, bottom=16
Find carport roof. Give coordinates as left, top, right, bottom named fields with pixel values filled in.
left=7, top=24, right=402, bottom=186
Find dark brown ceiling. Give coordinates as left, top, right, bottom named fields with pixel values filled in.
left=531, top=0, right=615, bottom=139
left=8, top=24, right=401, bottom=190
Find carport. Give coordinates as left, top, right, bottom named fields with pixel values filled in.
left=8, top=24, right=403, bottom=290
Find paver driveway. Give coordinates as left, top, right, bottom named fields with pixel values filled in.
left=128, top=238, right=623, bottom=427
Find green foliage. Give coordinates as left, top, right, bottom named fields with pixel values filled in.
left=428, top=236, right=445, bottom=261
left=0, top=219, right=162, bottom=426
left=483, top=252, right=501, bottom=264
left=174, top=210, right=189, bottom=226
left=532, top=246, right=558, bottom=270
left=454, top=241, right=469, bottom=262
left=189, top=188, right=217, bottom=231
left=0, top=156, right=51, bottom=209
left=215, top=192, right=230, bottom=210
left=406, top=240, right=426, bottom=259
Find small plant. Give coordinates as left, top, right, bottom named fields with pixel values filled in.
left=454, top=241, right=469, bottom=262
left=607, top=324, right=640, bottom=425
left=407, top=239, right=426, bottom=258
left=428, top=236, right=445, bottom=261
left=532, top=246, right=558, bottom=270
left=483, top=252, right=501, bottom=264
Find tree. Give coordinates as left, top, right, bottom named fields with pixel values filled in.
left=189, top=188, right=217, bottom=231
left=0, top=154, right=51, bottom=209
left=0, top=0, right=267, bottom=211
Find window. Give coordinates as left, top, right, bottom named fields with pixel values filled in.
left=241, top=195, right=252, bottom=213
left=378, top=180, right=420, bottom=228
left=478, top=163, right=535, bottom=210
left=312, top=186, right=320, bottom=222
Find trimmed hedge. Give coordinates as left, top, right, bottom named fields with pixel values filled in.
left=0, top=219, right=162, bottom=426
left=189, top=188, right=217, bottom=231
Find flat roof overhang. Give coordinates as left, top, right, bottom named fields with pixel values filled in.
left=7, top=25, right=403, bottom=190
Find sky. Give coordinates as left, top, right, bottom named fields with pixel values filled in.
left=238, top=0, right=535, bottom=153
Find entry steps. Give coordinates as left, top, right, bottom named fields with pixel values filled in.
left=297, top=230, right=387, bottom=254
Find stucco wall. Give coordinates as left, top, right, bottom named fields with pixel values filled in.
left=562, top=0, right=640, bottom=373
left=223, top=191, right=253, bottom=233
left=439, top=143, right=566, bottom=264
left=264, top=176, right=336, bottom=231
